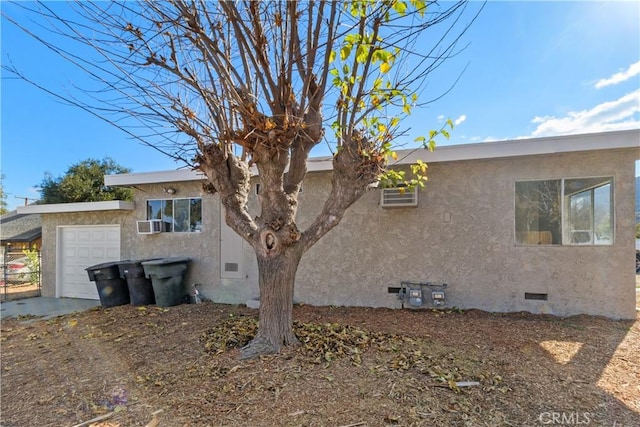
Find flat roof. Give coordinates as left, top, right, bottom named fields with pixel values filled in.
left=17, top=200, right=135, bottom=214
left=105, top=168, right=206, bottom=187
left=104, top=129, right=639, bottom=186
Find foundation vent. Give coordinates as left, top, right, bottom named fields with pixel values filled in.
left=525, top=292, right=548, bottom=301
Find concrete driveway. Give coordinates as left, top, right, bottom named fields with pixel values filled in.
left=0, top=297, right=101, bottom=321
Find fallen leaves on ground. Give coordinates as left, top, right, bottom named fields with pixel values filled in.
left=1, top=302, right=638, bottom=426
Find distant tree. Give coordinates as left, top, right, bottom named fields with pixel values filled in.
left=0, top=174, right=8, bottom=215
left=39, top=158, right=133, bottom=203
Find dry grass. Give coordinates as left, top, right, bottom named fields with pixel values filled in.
left=1, top=302, right=639, bottom=426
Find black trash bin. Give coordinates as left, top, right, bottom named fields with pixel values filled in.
left=118, top=259, right=159, bottom=306
left=86, top=261, right=131, bottom=308
left=141, top=257, right=191, bottom=307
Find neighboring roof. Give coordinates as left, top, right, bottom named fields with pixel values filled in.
left=1, top=212, right=32, bottom=225
left=0, top=211, right=43, bottom=243
left=104, top=129, right=640, bottom=186
left=16, top=200, right=135, bottom=215
left=1, top=227, right=42, bottom=244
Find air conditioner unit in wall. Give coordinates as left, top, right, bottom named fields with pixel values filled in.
left=136, top=219, right=163, bottom=234
left=380, top=186, right=418, bottom=208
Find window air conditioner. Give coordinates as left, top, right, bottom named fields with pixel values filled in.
left=136, top=219, right=163, bottom=234
left=380, top=186, right=418, bottom=208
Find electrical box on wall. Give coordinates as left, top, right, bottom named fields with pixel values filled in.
left=396, top=281, right=448, bottom=309
left=136, top=220, right=163, bottom=235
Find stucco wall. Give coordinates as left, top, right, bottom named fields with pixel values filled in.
left=122, top=181, right=259, bottom=304
left=39, top=146, right=638, bottom=319
left=293, top=148, right=638, bottom=319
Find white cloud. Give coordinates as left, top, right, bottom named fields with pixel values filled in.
left=436, top=114, right=445, bottom=122
left=594, top=61, right=640, bottom=89
left=454, top=114, right=467, bottom=126
left=530, top=90, right=640, bottom=138
left=482, top=136, right=504, bottom=143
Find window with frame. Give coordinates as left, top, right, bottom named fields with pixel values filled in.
left=147, top=198, right=202, bottom=233
left=515, top=177, right=613, bottom=246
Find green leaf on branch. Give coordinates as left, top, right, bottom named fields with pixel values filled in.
left=356, top=45, right=369, bottom=63
left=446, top=118, right=454, bottom=129
left=392, top=1, right=408, bottom=16
left=340, top=45, right=351, bottom=61
left=411, top=0, right=428, bottom=17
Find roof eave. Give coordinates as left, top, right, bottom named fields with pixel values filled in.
left=104, top=129, right=640, bottom=185
left=17, top=200, right=135, bottom=214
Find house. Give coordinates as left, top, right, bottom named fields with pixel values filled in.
left=18, top=129, right=640, bottom=318
left=1, top=210, right=42, bottom=258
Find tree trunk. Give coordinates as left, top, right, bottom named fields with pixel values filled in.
left=240, top=247, right=302, bottom=359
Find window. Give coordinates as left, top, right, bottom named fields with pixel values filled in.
left=147, top=198, right=202, bottom=232
left=564, top=177, right=612, bottom=245
left=515, top=177, right=613, bottom=246
left=515, top=180, right=561, bottom=244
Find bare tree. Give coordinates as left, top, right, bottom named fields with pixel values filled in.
left=3, top=0, right=482, bottom=358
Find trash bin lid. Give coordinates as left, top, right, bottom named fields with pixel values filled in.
left=86, top=260, right=131, bottom=271
left=141, top=257, right=191, bottom=266
left=118, top=259, right=160, bottom=271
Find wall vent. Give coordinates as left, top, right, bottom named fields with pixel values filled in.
left=136, top=220, right=163, bottom=234
left=224, top=262, right=239, bottom=272
left=524, top=292, right=548, bottom=301
left=380, top=186, right=418, bottom=208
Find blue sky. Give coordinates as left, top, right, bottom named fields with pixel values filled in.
left=1, top=1, right=639, bottom=211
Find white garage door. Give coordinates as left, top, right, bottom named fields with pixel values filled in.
left=58, top=225, right=121, bottom=299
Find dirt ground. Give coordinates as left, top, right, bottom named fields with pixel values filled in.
left=1, top=302, right=638, bottom=427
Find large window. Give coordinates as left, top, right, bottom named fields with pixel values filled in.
left=515, top=177, right=613, bottom=246
left=147, top=198, right=202, bottom=233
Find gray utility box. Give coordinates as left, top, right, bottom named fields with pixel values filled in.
left=86, top=261, right=131, bottom=308
left=398, top=281, right=447, bottom=309
left=141, top=257, right=191, bottom=307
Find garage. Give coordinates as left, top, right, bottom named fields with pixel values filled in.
left=57, top=225, right=121, bottom=299
left=15, top=200, right=135, bottom=299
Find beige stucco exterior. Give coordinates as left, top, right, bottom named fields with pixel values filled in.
left=32, top=132, right=639, bottom=319
left=121, top=181, right=259, bottom=304
left=295, top=148, right=637, bottom=319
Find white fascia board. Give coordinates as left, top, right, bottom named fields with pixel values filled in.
left=17, top=201, right=135, bottom=214
left=392, top=129, right=640, bottom=166
left=301, top=130, right=639, bottom=173
left=306, top=155, right=334, bottom=172
left=104, top=169, right=206, bottom=186
left=103, top=130, right=639, bottom=183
